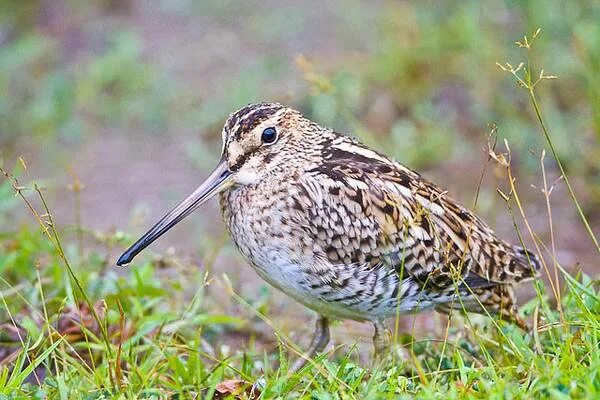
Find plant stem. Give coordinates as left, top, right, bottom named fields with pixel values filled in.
left=528, top=90, right=600, bottom=253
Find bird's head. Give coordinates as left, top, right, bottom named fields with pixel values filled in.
left=220, top=102, right=315, bottom=185
left=116, top=102, right=316, bottom=266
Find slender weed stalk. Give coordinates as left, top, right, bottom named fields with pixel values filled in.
left=494, top=141, right=567, bottom=342
left=497, top=28, right=599, bottom=254
left=67, top=167, right=85, bottom=265
left=539, top=149, right=563, bottom=314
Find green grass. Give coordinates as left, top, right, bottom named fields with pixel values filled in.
left=0, top=180, right=598, bottom=399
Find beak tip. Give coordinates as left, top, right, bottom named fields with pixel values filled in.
left=116, top=252, right=132, bottom=267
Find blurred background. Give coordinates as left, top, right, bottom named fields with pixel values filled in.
left=1, top=0, right=599, bottom=353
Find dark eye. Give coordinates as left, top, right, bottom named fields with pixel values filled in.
left=261, top=127, right=277, bottom=144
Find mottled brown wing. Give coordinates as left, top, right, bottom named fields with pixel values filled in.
left=298, top=137, right=539, bottom=291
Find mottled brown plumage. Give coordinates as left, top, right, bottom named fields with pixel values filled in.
left=117, top=102, right=540, bottom=370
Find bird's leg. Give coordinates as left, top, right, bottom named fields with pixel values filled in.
left=290, top=315, right=330, bottom=373
left=372, top=319, right=391, bottom=363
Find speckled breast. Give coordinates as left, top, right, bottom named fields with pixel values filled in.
left=218, top=181, right=335, bottom=310
left=220, top=182, right=299, bottom=266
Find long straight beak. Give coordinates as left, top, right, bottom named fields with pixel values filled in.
left=116, top=159, right=232, bottom=266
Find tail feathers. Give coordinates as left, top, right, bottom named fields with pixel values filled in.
left=511, top=245, right=541, bottom=281
left=436, top=284, right=531, bottom=331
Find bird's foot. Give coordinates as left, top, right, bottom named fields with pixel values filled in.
left=289, top=315, right=330, bottom=374
left=372, top=319, right=392, bottom=367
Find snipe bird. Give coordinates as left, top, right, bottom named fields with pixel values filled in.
left=117, top=103, right=540, bottom=370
